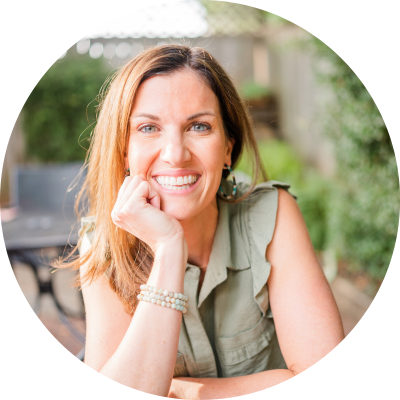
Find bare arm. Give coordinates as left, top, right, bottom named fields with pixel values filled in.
left=168, top=189, right=344, bottom=399
left=82, top=175, right=188, bottom=396
left=83, top=237, right=186, bottom=396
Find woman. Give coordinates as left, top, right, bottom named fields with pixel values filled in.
left=66, top=45, right=344, bottom=398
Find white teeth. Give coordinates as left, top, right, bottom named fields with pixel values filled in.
left=155, top=174, right=199, bottom=189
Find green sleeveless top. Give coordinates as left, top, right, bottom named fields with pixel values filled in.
left=79, top=181, right=290, bottom=378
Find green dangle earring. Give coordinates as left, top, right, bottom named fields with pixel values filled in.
left=125, top=168, right=130, bottom=177
left=218, top=164, right=237, bottom=200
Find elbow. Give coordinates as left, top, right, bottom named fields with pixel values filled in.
left=288, top=364, right=304, bottom=377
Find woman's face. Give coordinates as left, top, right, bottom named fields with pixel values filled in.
left=126, top=69, right=234, bottom=221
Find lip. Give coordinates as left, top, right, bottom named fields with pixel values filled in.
left=151, top=169, right=201, bottom=178
left=152, top=174, right=202, bottom=195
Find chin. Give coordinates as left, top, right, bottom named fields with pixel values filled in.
left=163, top=208, right=192, bottom=221
left=161, top=203, right=197, bottom=221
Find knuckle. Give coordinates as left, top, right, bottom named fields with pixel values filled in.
left=120, top=206, right=132, bottom=218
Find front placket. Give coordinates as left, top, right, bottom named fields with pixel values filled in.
left=178, top=265, right=218, bottom=378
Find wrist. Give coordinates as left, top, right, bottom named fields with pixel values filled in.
left=147, top=236, right=188, bottom=293
left=155, top=234, right=188, bottom=260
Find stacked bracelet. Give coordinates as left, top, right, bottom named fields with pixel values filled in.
left=137, top=284, right=188, bottom=314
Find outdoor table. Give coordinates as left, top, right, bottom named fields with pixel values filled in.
left=2, top=162, right=86, bottom=358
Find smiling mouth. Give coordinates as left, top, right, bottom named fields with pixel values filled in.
left=154, top=174, right=199, bottom=191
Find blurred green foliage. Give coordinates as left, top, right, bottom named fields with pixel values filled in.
left=308, top=39, right=399, bottom=280
left=240, top=81, right=271, bottom=100
left=22, top=55, right=110, bottom=162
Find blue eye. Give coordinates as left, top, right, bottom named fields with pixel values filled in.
left=192, top=123, right=210, bottom=132
left=140, top=125, right=156, bottom=133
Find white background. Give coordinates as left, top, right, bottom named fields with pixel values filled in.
left=1, top=0, right=399, bottom=399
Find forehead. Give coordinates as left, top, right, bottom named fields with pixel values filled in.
left=131, top=69, right=220, bottom=116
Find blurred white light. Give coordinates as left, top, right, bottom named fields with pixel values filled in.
left=116, top=42, right=131, bottom=59
left=77, top=39, right=91, bottom=54
left=89, top=42, right=104, bottom=59
left=87, top=1, right=208, bottom=39
left=103, top=42, right=117, bottom=59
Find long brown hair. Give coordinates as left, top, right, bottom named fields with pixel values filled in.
left=56, top=45, right=266, bottom=315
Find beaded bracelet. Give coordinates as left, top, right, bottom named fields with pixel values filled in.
left=137, top=284, right=188, bottom=314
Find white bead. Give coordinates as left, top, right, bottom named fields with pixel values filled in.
left=182, top=307, right=187, bottom=314
left=158, top=289, right=163, bottom=295
left=150, top=292, right=155, bottom=298
left=177, top=299, right=181, bottom=305
left=163, top=290, right=169, bottom=296
left=140, top=284, right=145, bottom=290
left=161, top=301, right=166, bottom=307
left=155, top=294, right=161, bottom=300
left=160, top=295, right=165, bottom=301
left=174, top=293, right=179, bottom=299
left=137, top=294, right=141, bottom=300
left=171, top=298, right=175, bottom=303
left=166, top=303, right=171, bottom=308
left=151, top=298, right=156, bottom=304
left=171, top=303, right=176, bottom=309
left=148, top=286, right=154, bottom=292
left=166, top=297, right=171, bottom=302
left=178, top=293, right=182, bottom=299
left=156, top=299, right=161, bottom=305
left=169, top=292, right=174, bottom=298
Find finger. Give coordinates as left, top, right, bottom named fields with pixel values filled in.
left=131, top=180, right=160, bottom=207
left=115, top=176, right=132, bottom=204
left=119, top=175, right=144, bottom=205
left=149, top=193, right=160, bottom=209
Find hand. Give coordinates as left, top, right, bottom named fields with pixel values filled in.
left=111, top=175, right=184, bottom=252
left=168, top=378, right=201, bottom=399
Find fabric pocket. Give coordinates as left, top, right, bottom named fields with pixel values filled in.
left=173, top=352, right=188, bottom=377
left=216, top=315, right=276, bottom=377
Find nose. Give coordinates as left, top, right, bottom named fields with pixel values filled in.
left=160, top=132, right=191, bottom=166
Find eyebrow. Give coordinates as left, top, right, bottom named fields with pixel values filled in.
left=130, top=111, right=217, bottom=121
left=187, top=111, right=217, bottom=120
left=130, top=112, right=160, bottom=121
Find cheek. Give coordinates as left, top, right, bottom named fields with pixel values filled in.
left=197, top=138, right=226, bottom=169
left=127, top=141, right=156, bottom=175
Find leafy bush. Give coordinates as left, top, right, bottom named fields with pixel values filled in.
left=22, top=55, right=110, bottom=162
left=308, top=39, right=400, bottom=279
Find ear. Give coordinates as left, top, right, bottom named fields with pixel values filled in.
left=224, top=137, right=235, bottom=166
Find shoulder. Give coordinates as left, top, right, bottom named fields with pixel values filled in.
left=266, top=186, right=312, bottom=265
left=228, top=180, right=294, bottom=259
left=78, top=215, right=96, bottom=257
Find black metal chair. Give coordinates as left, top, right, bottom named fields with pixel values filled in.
left=2, top=162, right=86, bottom=356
